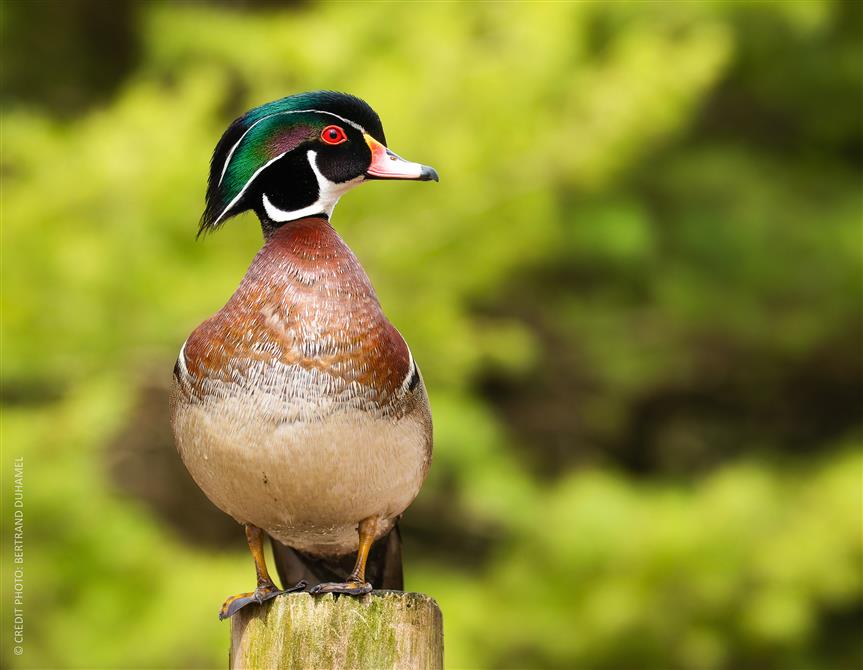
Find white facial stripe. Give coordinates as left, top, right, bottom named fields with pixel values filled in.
left=212, top=151, right=288, bottom=227
left=261, top=150, right=364, bottom=223
left=218, top=109, right=368, bottom=187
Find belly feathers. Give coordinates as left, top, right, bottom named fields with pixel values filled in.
left=171, top=376, right=430, bottom=555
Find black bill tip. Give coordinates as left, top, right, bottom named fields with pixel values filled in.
left=419, top=165, right=439, bottom=182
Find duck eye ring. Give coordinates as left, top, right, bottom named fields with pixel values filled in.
left=321, top=125, right=347, bottom=145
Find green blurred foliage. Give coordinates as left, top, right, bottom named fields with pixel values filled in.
left=1, top=1, right=861, bottom=668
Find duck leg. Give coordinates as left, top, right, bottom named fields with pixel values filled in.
left=310, top=517, right=378, bottom=595
left=219, top=523, right=305, bottom=620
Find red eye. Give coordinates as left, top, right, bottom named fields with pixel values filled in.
left=321, top=125, right=347, bottom=145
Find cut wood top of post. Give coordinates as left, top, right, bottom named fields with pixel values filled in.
left=230, top=591, right=443, bottom=670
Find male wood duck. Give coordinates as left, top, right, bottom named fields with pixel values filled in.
left=170, top=91, right=437, bottom=620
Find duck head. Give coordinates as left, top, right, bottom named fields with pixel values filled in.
left=200, top=91, right=438, bottom=235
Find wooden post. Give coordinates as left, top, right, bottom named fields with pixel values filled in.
left=229, top=591, right=443, bottom=670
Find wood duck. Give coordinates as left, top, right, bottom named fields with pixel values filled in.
left=170, top=91, right=437, bottom=620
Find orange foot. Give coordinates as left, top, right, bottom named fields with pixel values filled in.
left=218, top=580, right=306, bottom=620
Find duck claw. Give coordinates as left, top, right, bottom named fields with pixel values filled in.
left=309, top=580, right=372, bottom=596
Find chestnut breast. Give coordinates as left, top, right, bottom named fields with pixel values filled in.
left=179, top=217, right=413, bottom=413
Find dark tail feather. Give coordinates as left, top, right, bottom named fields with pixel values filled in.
left=271, top=524, right=403, bottom=591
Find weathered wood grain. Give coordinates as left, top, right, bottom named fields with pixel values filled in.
left=229, top=591, right=443, bottom=670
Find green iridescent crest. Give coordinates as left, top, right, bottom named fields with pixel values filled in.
left=200, top=91, right=385, bottom=232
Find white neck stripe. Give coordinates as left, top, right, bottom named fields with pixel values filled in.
left=261, top=150, right=363, bottom=223
left=218, top=109, right=368, bottom=187
left=262, top=193, right=324, bottom=223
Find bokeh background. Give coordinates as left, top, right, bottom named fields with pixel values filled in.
left=2, top=1, right=861, bottom=668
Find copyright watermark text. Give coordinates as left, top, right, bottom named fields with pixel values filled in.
left=12, top=457, right=24, bottom=656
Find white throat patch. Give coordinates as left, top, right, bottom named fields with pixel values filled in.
left=262, top=150, right=364, bottom=223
